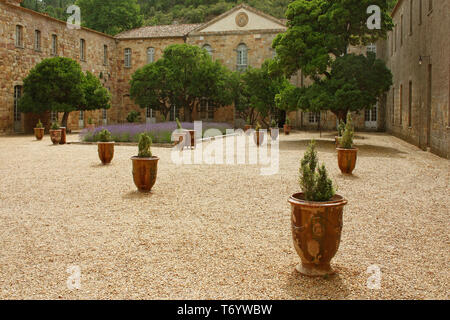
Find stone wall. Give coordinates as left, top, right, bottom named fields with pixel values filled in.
left=384, top=0, right=449, bottom=158
left=0, top=0, right=116, bottom=133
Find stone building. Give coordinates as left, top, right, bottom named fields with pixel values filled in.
left=0, top=0, right=448, bottom=158
left=383, top=0, right=449, bottom=158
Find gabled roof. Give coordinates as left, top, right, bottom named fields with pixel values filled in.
left=190, top=3, right=286, bottom=34
left=115, top=23, right=202, bottom=39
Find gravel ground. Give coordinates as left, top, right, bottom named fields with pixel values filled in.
left=0, top=131, right=448, bottom=300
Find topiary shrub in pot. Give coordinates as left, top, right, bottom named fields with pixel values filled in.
left=337, top=114, right=358, bottom=174
left=270, top=119, right=279, bottom=140
left=49, top=122, right=62, bottom=145
left=284, top=117, right=291, bottom=135
left=97, top=129, right=114, bottom=165
left=288, top=140, right=347, bottom=276
left=131, top=133, right=159, bottom=192
left=34, top=119, right=44, bottom=140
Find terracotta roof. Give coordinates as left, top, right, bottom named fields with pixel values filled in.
left=115, top=24, right=203, bottom=39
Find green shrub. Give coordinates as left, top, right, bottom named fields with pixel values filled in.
left=88, top=117, right=93, bottom=125
left=127, top=111, right=142, bottom=123
left=246, top=116, right=251, bottom=125
left=340, top=113, right=354, bottom=149
left=51, top=122, right=60, bottom=130
left=255, top=122, right=261, bottom=131
left=36, top=119, right=43, bottom=128
left=271, top=119, right=277, bottom=128
left=285, top=117, right=291, bottom=125
left=299, top=140, right=336, bottom=202
left=138, top=133, right=152, bottom=158
left=98, top=129, right=112, bottom=142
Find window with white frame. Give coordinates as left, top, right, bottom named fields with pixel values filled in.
left=14, top=86, right=22, bottom=122
left=198, top=99, right=214, bottom=120
left=51, top=111, right=58, bottom=122
left=34, top=30, right=41, bottom=51
left=102, top=108, right=107, bottom=121
left=146, top=107, right=153, bottom=118
left=236, top=44, right=248, bottom=72
left=203, top=44, right=213, bottom=57
left=51, top=34, right=58, bottom=55
left=367, top=43, right=377, bottom=54
left=147, top=47, right=155, bottom=63
left=15, top=25, right=23, bottom=47
left=169, top=105, right=180, bottom=121
left=124, top=48, right=132, bottom=68
left=308, top=112, right=321, bottom=124
left=79, top=110, right=84, bottom=121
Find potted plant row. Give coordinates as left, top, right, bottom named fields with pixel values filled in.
left=97, top=129, right=114, bottom=165
left=131, top=133, right=159, bottom=192
left=289, top=140, right=347, bottom=276
left=34, top=119, right=44, bottom=140
left=49, top=122, right=61, bottom=145
left=337, top=114, right=358, bottom=174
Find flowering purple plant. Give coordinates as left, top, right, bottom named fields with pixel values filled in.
left=80, top=121, right=232, bottom=143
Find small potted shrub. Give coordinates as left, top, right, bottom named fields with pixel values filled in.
left=253, top=122, right=264, bottom=147
left=244, top=116, right=252, bottom=132
left=87, top=117, right=95, bottom=131
left=131, top=133, right=159, bottom=192
left=288, top=140, right=347, bottom=276
left=34, top=119, right=44, bottom=140
left=284, top=117, right=291, bottom=135
left=335, top=120, right=345, bottom=148
left=270, top=119, right=279, bottom=140
left=49, top=122, right=62, bottom=145
left=337, top=114, right=358, bottom=174
left=97, top=129, right=114, bottom=165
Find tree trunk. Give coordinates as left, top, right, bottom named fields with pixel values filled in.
left=333, top=109, right=349, bottom=123
left=184, top=105, right=192, bottom=122
left=61, top=112, right=70, bottom=129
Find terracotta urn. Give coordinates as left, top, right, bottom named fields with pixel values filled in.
left=49, top=129, right=62, bottom=145
left=131, top=156, right=159, bottom=192
left=289, top=193, right=347, bottom=276
left=244, top=125, right=252, bottom=132
left=98, top=142, right=115, bottom=165
left=253, top=130, right=265, bottom=147
left=336, top=148, right=358, bottom=174
left=59, top=127, right=67, bottom=144
left=34, top=128, right=44, bottom=140
left=284, top=124, right=291, bottom=135
left=188, top=130, right=196, bottom=149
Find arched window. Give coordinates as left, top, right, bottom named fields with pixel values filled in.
left=147, top=47, right=155, bottom=63
left=203, top=44, right=213, bottom=57
left=124, top=48, right=132, bottom=68
left=236, top=43, right=248, bottom=72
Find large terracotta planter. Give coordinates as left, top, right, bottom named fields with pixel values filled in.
left=59, top=127, right=66, bottom=144
left=253, top=130, right=264, bottom=147
left=34, top=128, right=44, bottom=140
left=244, top=125, right=252, bottom=132
left=289, top=193, right=347, bottom=277
left=284, top=124, right=291, bottom=135
left=131, top=156, right=159, bottom=192
left=98, top=142, right=115, bottom=165
left=49, top=129, right=62, bottom=145
left=337, top=148, right=358, bottom=174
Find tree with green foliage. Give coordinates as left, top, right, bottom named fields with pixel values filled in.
left=18, top=57, right=110, bottom=128
left=273, top=0, right=394, bottom=121
left=240, top=60, right=291, bottom=127
left=76, top=0, right=143, bottom=35
left=130, top=44, right=233, bottom=122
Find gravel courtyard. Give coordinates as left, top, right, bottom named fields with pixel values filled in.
left=0, top=131, right=448, bottom=300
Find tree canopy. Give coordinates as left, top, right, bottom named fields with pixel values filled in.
left=273, top=0, right=394, bottom=121
left=18, top=57, right=110, bottom=127
left=130, top=44, right=233, bottom=121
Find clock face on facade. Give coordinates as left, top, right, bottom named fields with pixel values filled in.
left=235, top=12, right=249, bottom=27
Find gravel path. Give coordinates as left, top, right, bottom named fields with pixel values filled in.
left=0, top=132, right=448, bottom=299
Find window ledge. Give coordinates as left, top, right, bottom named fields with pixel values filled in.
left=15, top=45, right=24, bottom=49
left=34, top=49, right=41, bottom=52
